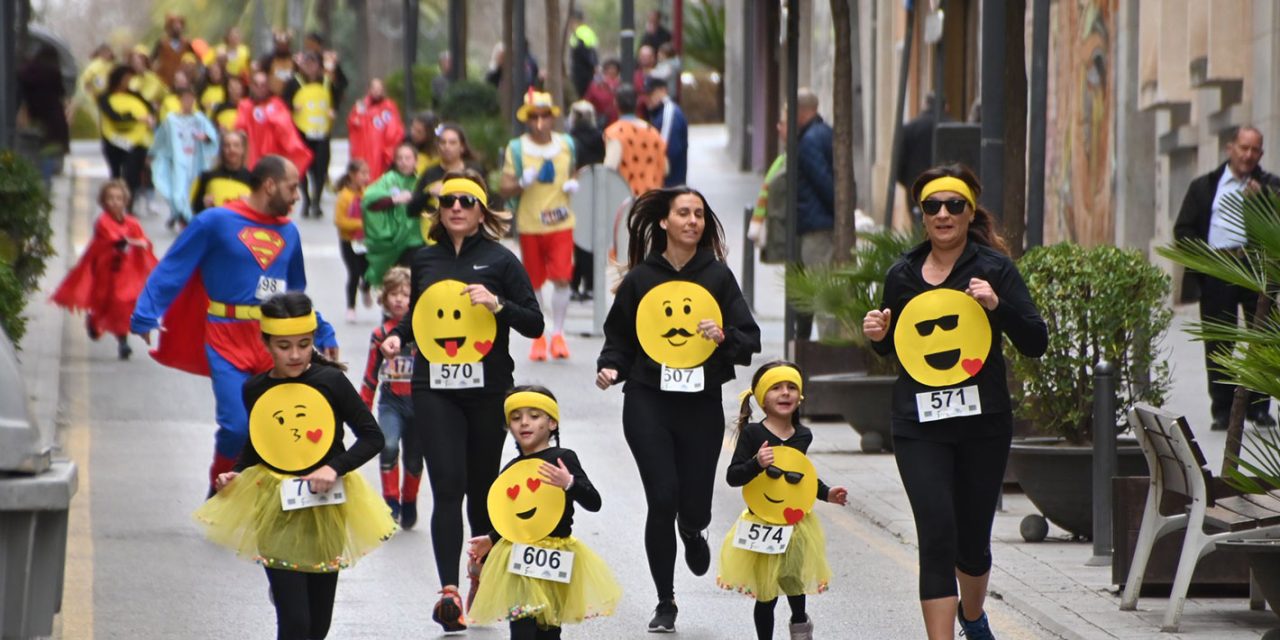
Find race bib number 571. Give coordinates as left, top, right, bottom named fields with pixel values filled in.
left=916, top=384, right=981, bottom=422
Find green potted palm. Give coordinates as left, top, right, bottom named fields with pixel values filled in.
left=785, top=229, right=920, bottom=452
left=1005, top=243, right=1171, bottom=539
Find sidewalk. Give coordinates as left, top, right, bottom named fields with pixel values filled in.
left=688, top=123, right=1279, bottom=638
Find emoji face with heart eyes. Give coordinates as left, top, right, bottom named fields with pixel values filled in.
left=743, top=446, right=818, bottom=525
left=412, top=279, right=497, bottom=364
left=635, top=281, right=724, bottom=369
left=248, top=383, right=336, bottom=472
left=487, top=459, right=567, bottom=544
left=893, top=288, right=993, bottom=388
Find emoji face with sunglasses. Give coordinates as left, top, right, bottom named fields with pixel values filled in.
left=893, top=288, right=992, bottom=387
left=743, top=446, right=818, bottom=525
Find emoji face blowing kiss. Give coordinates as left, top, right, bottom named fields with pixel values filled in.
left=248, top=383, right=336, bottom=472
left=892, top=288, right=992, bottom=387
left=412, top=279, right=498, bottom=364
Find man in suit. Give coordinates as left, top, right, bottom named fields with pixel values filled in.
left=1174, top=126, right=1280, bottom=430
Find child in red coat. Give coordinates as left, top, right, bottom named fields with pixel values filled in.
left=51, top=179, right=157, bottom=359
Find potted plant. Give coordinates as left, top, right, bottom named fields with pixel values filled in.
left=785, top=229, right=920, bottom=452
left=1006, top=242, right=1172, bottom=539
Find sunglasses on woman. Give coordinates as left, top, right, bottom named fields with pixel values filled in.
left=921, top=198, right=969, bottom=216
left=764, top=465, right=805, bottom=484
left=439, top=194, right=480, bottom=209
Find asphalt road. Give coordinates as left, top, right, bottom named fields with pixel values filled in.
left=53, top=140, right=1057, bottom=639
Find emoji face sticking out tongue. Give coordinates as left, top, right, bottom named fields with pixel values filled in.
left=743, top=446, right=819, bottom=525
left=487, top=459, right=566, bottom=543
left=893, top=288, right=993, bottom=388
left=248, top=383, right=336, bottom=472
left=413, top=279, right=498, bottom=364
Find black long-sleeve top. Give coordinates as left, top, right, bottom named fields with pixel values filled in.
left=726, top=422, right=830, bottom=503
left=871, top=239, right=1047, bottom=439
left=597, top=249, right=761, bottom=393
left=488, top=447, right=600, bottom=542
left=390, top=232, right=544, bottom=394
left=234, top=364, right=385, bottom=476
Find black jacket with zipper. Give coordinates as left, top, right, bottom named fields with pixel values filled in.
left=392, top=233, right=544, bottom=395
left=872, top=239, right=1047, bottom=439
left=597, top=248, right=761, bottom=394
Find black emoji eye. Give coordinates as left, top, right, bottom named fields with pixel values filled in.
left=436, top=308, right=444, bottom=319
left=453, top=309, right=461, bottom=320
left=683, top=304, right=691, bottom=314
left=275, top=416, right=285, bottom=425
left=664, top=306, right=673, bottom=317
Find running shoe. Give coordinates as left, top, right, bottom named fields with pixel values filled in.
left=789, top=615, right=814, bottom=640
left=550, top=333, right=570, bottom=359
left=647, top=600, right=678, bottom=633
left=400, top=501, right=417, bottom=530
left=117, top=338, right=132, bottom=361
left=678, top=526, right=710, bottom=576
left=958, top=602, right=996, bottom=640
left=432, top=587, right=467, bottom=632
left=384, top=497, right=401, bottom=521
left=529, top=336, right=548, bottom=361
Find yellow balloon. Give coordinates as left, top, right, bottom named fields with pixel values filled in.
left=412, top=279, right=498, bottom=364
left=248, top=383, right=336, bottom=472
left=635, top=281, right=722, bottom=369
left=742, top=446, right=818, bottom=525
left=893, top=288, right=992, bottom=388
left=488, top=459, right=567, bottom=544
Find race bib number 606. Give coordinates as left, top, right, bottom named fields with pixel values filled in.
left=508, top=542, right=574, bottom=583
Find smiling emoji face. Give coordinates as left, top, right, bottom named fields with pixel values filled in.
left=248, top=383, right=336, bottom=472
left=487, top=459, right=566, bottom=544
left=635, top=281, right=723, bottom=369
left=412, top=279, right=497, bottom=364
left=743, top=446, right=818, bottom=525
left=893, top=288, right=992, bottom=387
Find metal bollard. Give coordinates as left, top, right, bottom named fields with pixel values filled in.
left=742, top=206, right=755, bottom=311
left=1087, top=360, right=1117, bottom=566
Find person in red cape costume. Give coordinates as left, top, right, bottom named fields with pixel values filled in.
left=236, top=70, right=312, bottom=177
left=346, top=77, right=403, bottom=180
left=52, top=179, right=157, bottom=360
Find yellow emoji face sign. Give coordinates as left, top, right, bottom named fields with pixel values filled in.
left=635, top=281, right=723, bottom=369
left=413, top=279, right=497, bottom=364
left=743, top=446, right=818, bottom=525
left=487, top=459, right=566, bottom=544
left=893, top=288, right=992, bottom=388
left=248, top=383, right=336, bottom=472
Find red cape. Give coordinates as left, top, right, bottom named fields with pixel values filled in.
left=347, top=97, right=403, bottom=180
left=51, top=213, right=157, bottom=338
left=236, top=96, right=313, bottom=175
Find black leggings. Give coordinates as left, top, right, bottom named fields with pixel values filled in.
left=571, top=245, right=593, bottom=294
left=301, top=137, right=331, bottom=213
left=338, top=241, right=369, bottom=309
left=264, top=567, right=339, bottom=640
left=893, top=431, right=1011, bottom=600
left=622, top=384, right=725, bottom=602
left=510, top=618, right=561, bottom=639
left=102, top=140, right=148, bottom=211
left=754, top=595, right=807, bottom=639
left=410, top=388, right=507, bottom=586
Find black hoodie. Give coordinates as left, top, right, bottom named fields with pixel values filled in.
left=392, top=233, right=544, bottom=394
left=598, top=248, right=761, bottom=393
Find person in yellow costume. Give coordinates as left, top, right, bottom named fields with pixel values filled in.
left=189, top=130, right=252, bottom=215
left=127, top=46, right=168, bottom=111
left=284, top=51, right=347, bottom=218
left=211, top=75, right=246, bottom=133
left=205, top=26, right=251, bottom=81
left=98, top=65, right=155, bottom=212
left=199, top=61, right=228, bottom=117
left=195, top=291, right=396, bottom=639
left=75, top=44, right=115, bottom=119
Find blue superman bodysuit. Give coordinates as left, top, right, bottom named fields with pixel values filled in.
left=131, top=199, right=337, bottom=488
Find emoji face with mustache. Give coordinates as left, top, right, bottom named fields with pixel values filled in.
left=487, top=459, right=567, bottom=543
left=893, top=288, right=992, bottom=387
left=635, top=281, right=723, bottom=369
left=248, top=383, right=336, bottom=472
left=743, top=446, right=818, bottom=525
left=412, top=279, right=497, bottom=364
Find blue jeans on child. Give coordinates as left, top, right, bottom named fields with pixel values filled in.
left=378, top=392, right=422, bottom=475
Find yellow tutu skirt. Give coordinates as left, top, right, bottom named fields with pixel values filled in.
left=717, top=509, right=831, bottom=601
left=193, top=465, right=397, bottom=572
left=468, top=536, right=622, bottom=628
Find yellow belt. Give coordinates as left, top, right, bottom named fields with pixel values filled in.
left=207, top=301, right=262, bottom=320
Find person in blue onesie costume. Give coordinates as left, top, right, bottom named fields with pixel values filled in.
left=131, top=154, right=339, bottom=496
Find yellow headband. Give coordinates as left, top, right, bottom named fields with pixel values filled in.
left=440, top=178, right=488, bottom=207
left=259, top=312, right=318, bottom=336
left=919, top=176, right=976, bottom=210
left=753, top=366, right=804, bottom=407
left=504, top=391, right=560, bottom=423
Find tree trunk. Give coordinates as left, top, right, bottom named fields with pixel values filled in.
left=545, top=0, right=565, bottom=128
left=830, top=0, right=856, bottom=264
left=1002, top=0, right=1028, bottom=257
left=316, top=0, right=333, bottom=43
left=501, top=0, right=514, bottom=126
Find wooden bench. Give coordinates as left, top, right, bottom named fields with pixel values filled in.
left=1122, top=404, right=1280, bottom=631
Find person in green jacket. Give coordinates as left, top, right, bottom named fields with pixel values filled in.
left=362, top=141, right=424, bottom=285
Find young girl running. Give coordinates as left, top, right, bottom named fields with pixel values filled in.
left=333, top=158, right=372, bottom=321
left=360, top=266, right=422, bottom=528
left=718, top=361, right=849, bottom=640
left=466, top=386, right=622, bottom=639
left=195, top=291, right=397, bottom=640
left=51, top=179, right=157, bottom=360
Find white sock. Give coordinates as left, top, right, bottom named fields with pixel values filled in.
left=534, top=289, right=545, bottom=318
left=551, top=284, right=570, bottom=335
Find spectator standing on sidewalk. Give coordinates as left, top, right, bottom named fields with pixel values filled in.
left=432, top=52, right=452, bottom=109
left=791, top=89, right=836, bottom=340
left=500, top=91, right=579, bottom=361
left=568, top=9, right=600, bottom=99
left=1174, top=125, right=1280, bottom=430
left=645, top=77, right=687, bottom=187
left=582, top=58, right=621, bottom=127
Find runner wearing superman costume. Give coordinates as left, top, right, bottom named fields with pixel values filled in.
left=131, top=156, right=338, bottom=494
